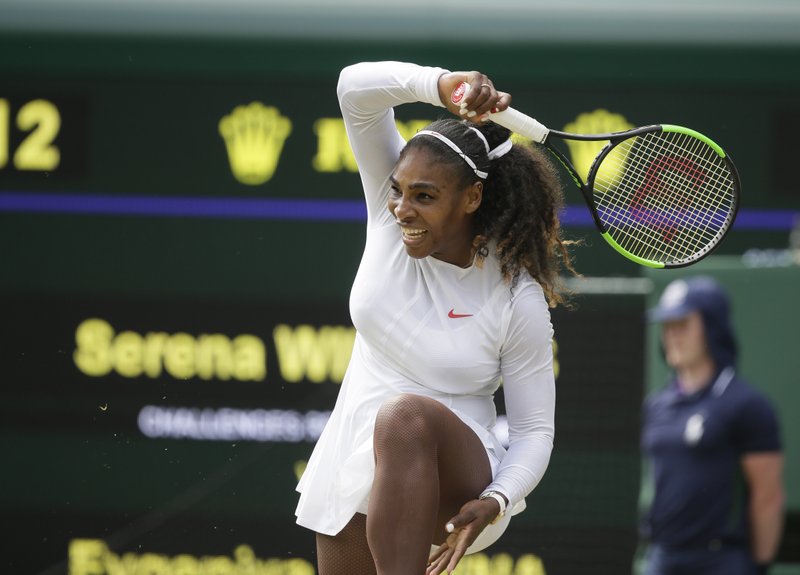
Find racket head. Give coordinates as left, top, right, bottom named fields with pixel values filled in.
left=585, top=125, right=740, bottom=268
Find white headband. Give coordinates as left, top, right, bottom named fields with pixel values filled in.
left=465, top=127, right=513, bottom=161
left=414, top=130, right=488, bottom=179
left=488, top=138, right=513, bottom=160
left=469, top=127, right=491, bottom=154
left=412, top=129, right=514, bottom=179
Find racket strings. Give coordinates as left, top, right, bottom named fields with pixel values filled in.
left=611, top=135, right=727, bottom=260
left=590, top=131, right=736, bottom=265
left=642, top=139, right=734, bottom=262
left=602, top=162, right=720, bottom=263
left=599, top=136, right=724, bottom=247
left=662, top=135, right=734, bottom=257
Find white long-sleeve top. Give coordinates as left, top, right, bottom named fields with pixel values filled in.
left=295, top=61, right=555, bottom=536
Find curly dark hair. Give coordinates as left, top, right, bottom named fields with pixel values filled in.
left=401, top=118, right=578, bottom=307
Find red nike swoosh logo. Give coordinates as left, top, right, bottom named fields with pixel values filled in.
left=448, top=308, right=473, bottom=319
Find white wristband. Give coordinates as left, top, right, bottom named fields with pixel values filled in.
left=479, top=491, right=507, bottom=523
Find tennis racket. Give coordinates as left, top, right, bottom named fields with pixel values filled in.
left=452, top=82, right=740, bottom=268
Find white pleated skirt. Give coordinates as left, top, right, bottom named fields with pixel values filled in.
left=295, top=337, right=521, bottom=553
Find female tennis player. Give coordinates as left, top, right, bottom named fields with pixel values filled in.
left=295, top=61, right=575, bottom=575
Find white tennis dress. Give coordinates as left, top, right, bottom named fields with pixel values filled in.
left=295, top=61, right=556, bottom=537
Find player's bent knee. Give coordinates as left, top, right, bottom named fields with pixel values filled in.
left=373, top=393, right=439, bottom=446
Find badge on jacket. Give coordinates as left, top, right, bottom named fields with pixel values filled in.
left=684, top=413, right=705, bottom=445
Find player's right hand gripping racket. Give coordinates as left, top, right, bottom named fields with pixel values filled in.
left=452, top=83, right=740, bottom=268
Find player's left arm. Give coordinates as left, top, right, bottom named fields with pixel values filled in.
left=741, top=451, right=785, bottom=566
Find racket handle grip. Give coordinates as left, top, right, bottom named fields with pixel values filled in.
left=489, top=107, right=550, bottom=144
left=451, top=82, right=550, bottom=144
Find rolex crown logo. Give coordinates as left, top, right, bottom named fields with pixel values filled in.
left=563, top=109, right=633, bottom=188
left=219, top=102, right=292, bottom=185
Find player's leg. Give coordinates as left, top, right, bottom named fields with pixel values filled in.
left=367, top=393, right=493, bottom=575
left=316, top=512, right=377, bottom=575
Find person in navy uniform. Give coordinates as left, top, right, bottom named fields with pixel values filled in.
left=640, top=276, right=784, bottom=575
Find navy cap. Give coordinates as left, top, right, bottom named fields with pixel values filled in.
left=649, top=276, right=730, bottom=323
left=649, top=276, right=738, bottom=368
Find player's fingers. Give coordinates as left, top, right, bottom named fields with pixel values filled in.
left=440, top=71, right=475, bottom=115
left=495, top=92, right=512, bottom=112
left=478, top=92, right=513, bottom=122
left=426, top=555, right=445, bottom=575
left=461, top=77, right=499, bottom=120
left=445, top=536, right=471, bottom=575
left=462, top=72, right=488, bottom=105
left=444, top=506, right=477, bottom=534
left=426, top=547, right=453, bottom=575
left=471, top=79, right=494, bottom=107
left=427, top=542, right=448, bottom=565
